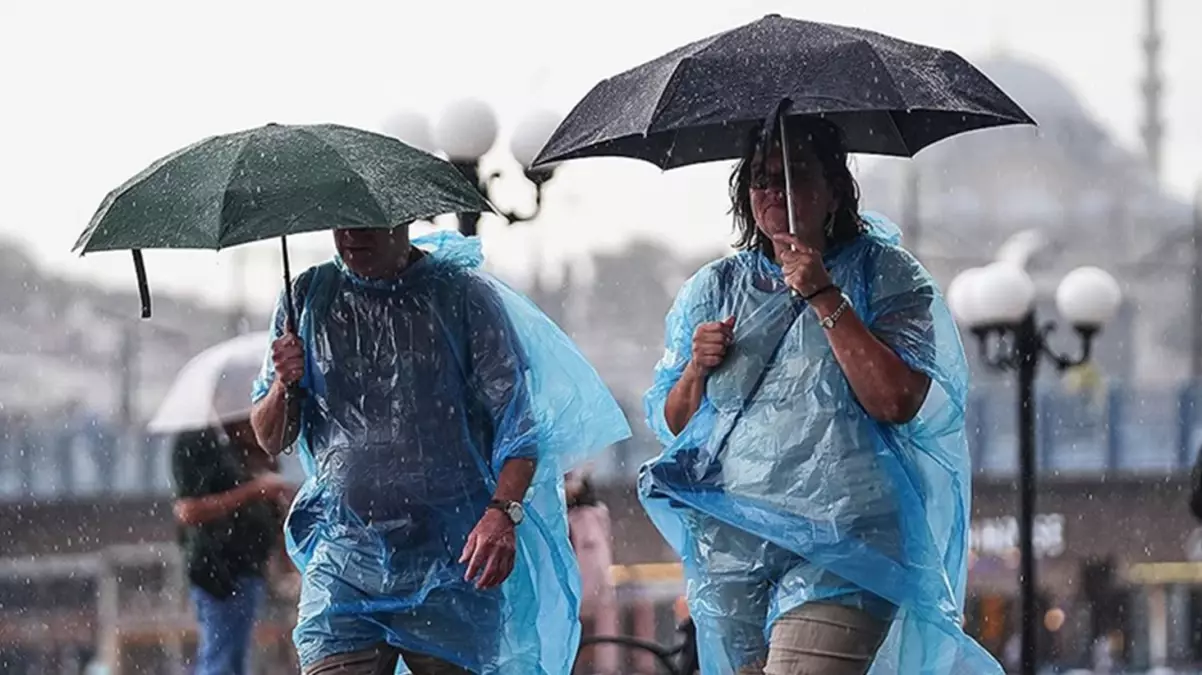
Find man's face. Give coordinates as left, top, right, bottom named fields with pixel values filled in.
left=334, top=226, right=411, bottom=278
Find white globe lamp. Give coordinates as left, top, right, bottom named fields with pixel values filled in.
left=434, top=98, right=498, bottom=162
left=947, top=267, right=987, bottom=328
left=974, top=262, right=1037, bottom=325
left=1055, top=266, right=1122, bottom=331
left=510, top=109, right=562, bottom=170
left=382, top=111, right=435, bottom=154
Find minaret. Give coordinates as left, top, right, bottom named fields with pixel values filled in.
left=1140, top=0, right=1165, bottom=180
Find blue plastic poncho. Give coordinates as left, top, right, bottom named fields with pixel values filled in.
left=252, top=231, right=631, bottom=674
left=640, top=213, right=1001, bottom=674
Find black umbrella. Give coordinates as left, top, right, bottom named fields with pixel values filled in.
left=532, top=13, right=1035, bottom=170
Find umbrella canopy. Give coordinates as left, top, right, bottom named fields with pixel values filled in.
left=148, top=331, right=268, bottom=434
left=74, top=123, right=492, bottom=319
left=532, top=13, right=1035, bottom=170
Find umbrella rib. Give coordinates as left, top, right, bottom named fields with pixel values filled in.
left=299, top=128, right=393, bottom=228
left=821, top=22, right=919, bottom=105
left=646, top=54, right=698, bottom=132
left=79, top=135, right=236, bottom=253
left=883, top=110, right=912, bottom=157
left=814, top=27, right=914, bottom=155
left=75, top=135, right=217, bottom=252
left=643, top=22, right=738, bottom=125
left=215, top=132, right=262, bottom=249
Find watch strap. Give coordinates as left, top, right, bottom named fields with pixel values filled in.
left=487, top=499, right=521, bottom=524
left=818, top=295, right=851, bottom=330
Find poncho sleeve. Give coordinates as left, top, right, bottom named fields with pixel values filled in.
left=643, top=263, right=724, bottom=446
left=462, top=275, right=539, bottom=469
left=422, top=230, right=631, bottom=477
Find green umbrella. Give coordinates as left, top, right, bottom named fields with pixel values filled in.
left=73, top=122, right=493, bottom=327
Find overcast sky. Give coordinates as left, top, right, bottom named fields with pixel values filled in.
left=2, top=0, right=1198, bottom=311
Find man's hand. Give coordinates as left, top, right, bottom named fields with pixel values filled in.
left=172, top=473, right=294, bottom=526
left=772, top=233, right=834, bottom=298
left=459, top=509, right=517, bottom=589
left=251, top=472, right=293, bottom=502
left=271, top=333, right=305, bottom=386
left=689, top=316, right=736, bottom=377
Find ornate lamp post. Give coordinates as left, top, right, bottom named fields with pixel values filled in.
left=947, top=262, right=1122, bottom=675
left=384, top=100, right=562, bottom=236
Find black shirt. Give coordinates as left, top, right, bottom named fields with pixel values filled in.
left=171, top=428, right=279, bottom=599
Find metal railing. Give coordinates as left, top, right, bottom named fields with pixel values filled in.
left=0, top=382, right=1198, bottom=503
left=0, top=544, right=297, bottom=675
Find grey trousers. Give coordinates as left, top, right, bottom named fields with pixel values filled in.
left=737, top=603, right=892, bottom=675
left=301, top=643, right=470, bottom=675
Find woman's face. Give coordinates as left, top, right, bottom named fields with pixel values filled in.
left=749, top=142, right=835, bottom=245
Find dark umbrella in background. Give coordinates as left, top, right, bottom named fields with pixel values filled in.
left=534, top=12, right=1040, bottom=674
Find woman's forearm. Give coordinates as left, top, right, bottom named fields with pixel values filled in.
left=664, top=363, right=707, bottom=435
left=809, top=291, right=930, bottom=423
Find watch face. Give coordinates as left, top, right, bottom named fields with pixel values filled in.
left=506, top=502, right=525, bottom=525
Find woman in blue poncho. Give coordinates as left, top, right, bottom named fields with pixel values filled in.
left=641, top=118, right=1000, bottom=674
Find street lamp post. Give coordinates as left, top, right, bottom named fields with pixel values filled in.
left=384, top=101, right=562, bottom=236
left=948, top=262, right=1121, bottom=675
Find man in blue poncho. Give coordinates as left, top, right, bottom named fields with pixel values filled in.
left=250, top=225, right=629, bottom=675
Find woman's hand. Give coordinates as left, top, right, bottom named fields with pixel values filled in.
left=664, top=316, right=735, bottom=435
left=772, top=233, right=833, bottom=298
left=689, top=316, right=736, bottom=377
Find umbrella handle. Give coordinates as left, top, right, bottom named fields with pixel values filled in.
left=279, top=235, right=305, bottom=455
left=775, top=105, right=804, bottom=301
left=133, top=250, right=152, bottom=318
left=281, top=236, right=298, bottom=333
left=777, top=107, right=799, bottom=240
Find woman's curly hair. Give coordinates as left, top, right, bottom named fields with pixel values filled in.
left=729, top=117, right=865, bottom=256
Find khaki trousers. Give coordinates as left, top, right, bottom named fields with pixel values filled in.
left=736, top=603, right=891, bottom=675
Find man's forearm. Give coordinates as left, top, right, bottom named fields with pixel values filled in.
left=175, top=483, right=260, bottom=525
left=493, top=458, right=536, bottom=502
left=251, top=380, right=300, bottom=455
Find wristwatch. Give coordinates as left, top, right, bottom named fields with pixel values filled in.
left=487, top=499, right=525, bottom=526
left=817, top=293, right=852, bottom=330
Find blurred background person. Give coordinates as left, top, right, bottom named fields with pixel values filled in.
left=171, top=420, right=292, bottom=675
left=156, top=332, right=297, bottom=675
left=567, top=468, right=620, bottom=674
